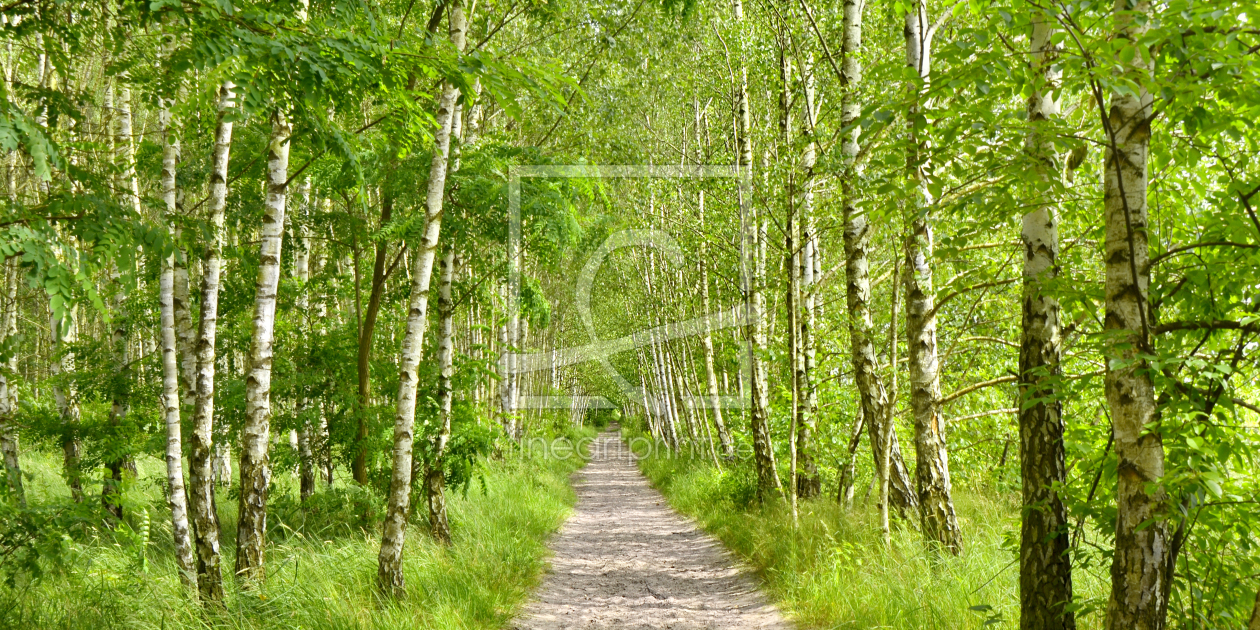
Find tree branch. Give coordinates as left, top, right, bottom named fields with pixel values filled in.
left=1153, top=320, right=1260, bottom=335
left=928, top=278, right=1018, bottom=319
left=941, top=375, right=1017, bottom=406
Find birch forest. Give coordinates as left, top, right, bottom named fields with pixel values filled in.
left=1, top=0, right=1258, bottom=628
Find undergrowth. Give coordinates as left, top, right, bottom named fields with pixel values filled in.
left=0, top=426, right=594, bottom=630
left=628, top=429, right=1109, bottom=629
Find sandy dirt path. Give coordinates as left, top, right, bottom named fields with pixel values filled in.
left=512, top=431, right=791, bottom=630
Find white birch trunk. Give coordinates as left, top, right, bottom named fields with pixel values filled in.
left=1102, top=0, right=1167, bottom=626
left=732, top=0, right=779, bottom=500
left=378, top=0, right=466, bottom=595
left=103, top=82, right=139, bottom=523
left=188, top=82, right=235, bottom=604
left=292, top=178, right=316, bottom=501
left=159, top=97, right=197, bottom=589
left=0, top=256, right=22, bottom=505
left=235, top=111, right=292, bottom=582
left=904, top=0, right=962, bottom=554
left=839, top=0, right=919, bottom=518
left=796, top=57, right=820, bottom=498
left=426, top=248, right=457, bottom=544
left=697, top=192, right=733, bottom=458
left=1019, top=11, right=1075, bottom=630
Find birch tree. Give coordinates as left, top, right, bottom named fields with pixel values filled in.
left=733, top=0, right=780, bottom=502
left=1101, top=0, right=1169, bottom=625
left=0, top=256, right=21, bottom=504
left=903, top=0, right=962, bottom=554
left=158, top=90, right=196, bottom=589
left=827, top=0, right=919, bottom=518
left=1019, top=7, right=1074, bottom=629
left=795, top=55, right=819, bottom=499
left=425, top=247, right=457, bottom=544
left=235, top=109, right=293, bottom=582
left=378, top=0, right=467, bottom=595
left=188, top=81, right=236, bottom=604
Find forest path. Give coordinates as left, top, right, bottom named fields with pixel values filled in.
left=512, top=430, right=791, bottom=630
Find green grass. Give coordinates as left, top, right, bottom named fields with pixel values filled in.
left=630, top=431, right=1109, bottom=629
left=0, top=428, right=594, bottom=630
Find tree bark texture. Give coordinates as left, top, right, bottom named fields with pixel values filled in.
left=839, top=0, right=919, bottom=518
left=188, top=82, right=235, bottom=604
left=235, top=111, right=292, bottom=582
left=1019, top=11, right=1075, bottom=630
left=1102, top=0, right=1168, bottom=626
left=159, top=98, right=197, bottom=589
left=377, top=0, right=465, bottom=595
left=904, top=0, right=962, bottom=554
left=0, top=256, right=22, bottom=505
left=427, top=248, right=457, bottom=545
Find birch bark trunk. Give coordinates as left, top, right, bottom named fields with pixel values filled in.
left=103, top=83, right=141, bottom=522
left=796, top=56, right=819, bottom=499
left=836, top=407, right=864, bottom=507
left=1102, top=0, right=1168, bottom=626
left=426, top=95, right=466, bottom=545
left=1019, top=10, right=1075, bottom=630
left=188, top=82, right=235, bottom=604
left=235, top=111, right=293, bottom=582
left=159, top=96, right=197, bottom=589
left=293, top=179, right=316, bottom=501
left=697, top=192, right=733, bottom=458
left=498, top=280, right=519, bottom=437
left=839, top=0, right=919, bottom=517
left=50, top=303, right=83, bottom=502
left=426, top=248, right=457, bottom=544
left=174, top=247, right=197, bottom=407
left=378, top=0, right=466, bottom=595
left=904, top=0, right=962, bottom=554
left=782, top=47, right=799, bottom=522
left=0, top=256, right=21, bottom=504
left=732, top=0, right=779, bottom=501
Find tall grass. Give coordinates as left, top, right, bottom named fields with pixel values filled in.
left=0, top=428, right=593, bottom=630
left=631, top=433, right=1109, bottom=629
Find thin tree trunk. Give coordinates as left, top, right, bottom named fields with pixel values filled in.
left=235, top=111, right=292, bottom=583
left=353, top=188, right=394, bottom=485
left=881, top=256, right=902, bottom=548
left=292, top=179, right=316, bottom=501
left=904, top=0, right=962, bottom=554
left=733, top=0, right=779, bottom=501
left=50, top=305, right=82, bottom=502
left=188, top=82, right=235, bottom=604
left=103, top=83, right=142, bottom=523
left=159, top=95, right=197, bottom=589
left=378, top=0, right=466, bottom=595
left=498, top=278, right=519, bottom=438
left=426, top=248, right=457, bottom=544
left=174, top=250, right=197, bottom=407
left=697, top=193, right=733, bottom=458
left=782, top=45, right=799, bottom=523
left=836, top=406, right=864, bottom=508
left=1102, top=0, right=1168, bottom=625
left=839, top=0, right=919, bottom=518
left=0, top=256, right=22, bottom=505
left=796, top=57, right=819, bottom=499
left=1019, top=9, right=1075, bottom=630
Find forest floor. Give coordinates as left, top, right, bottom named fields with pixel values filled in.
left=512, top=429, right=791, bottom=630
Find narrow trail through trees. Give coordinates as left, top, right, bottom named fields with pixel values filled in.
left=513, top=430, right=790, bottom=630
